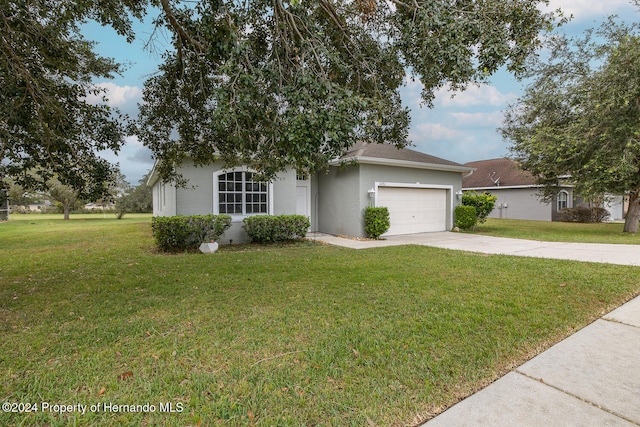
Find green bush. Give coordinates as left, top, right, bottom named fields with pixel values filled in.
left=462, top=191, right=497, bottom=224
left=243, top=215, right=310, bottom=244
left=455, top=205, right=477, bottom=230
left=364, top=207, right=390, bottom=239
left=151, top=215, right=232, bottom=252
left=559, top=207, right=610, bottom=223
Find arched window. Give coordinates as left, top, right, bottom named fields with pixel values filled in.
left=557, top=190, right=569, bottom=211
left=214, top=170, right=270, bottom=216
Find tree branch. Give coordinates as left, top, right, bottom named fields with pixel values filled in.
left=159, top=0, right=207, bottom=53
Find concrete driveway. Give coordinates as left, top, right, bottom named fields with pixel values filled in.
left=308, top=231, right=640, bottom=266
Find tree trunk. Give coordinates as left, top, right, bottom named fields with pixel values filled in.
left=63, top=204, right=70, bottom=220
left=623, top=190, right=640, bottom=233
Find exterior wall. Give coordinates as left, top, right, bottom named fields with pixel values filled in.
left=478, top=187, right=625, bottom=222
left=484, top=188, right=552, bottom=221
left=150, top=160, right=298, bottom=243
left=360, top=164, right=463, bottom=232
left=272, top=169, right=297, bottom=215
left=175, top=161, right=216, bottom=215
left=152, top=180, right=177, bottom=217
left=310, top=175, right=320, bottom=231
left=604, top=195, right=625, bottom=220
left=151, top=159, right=467, bottom=240
left=315, top=165, right=362, bottom=236
left=315, top=163, right=463, bottom=237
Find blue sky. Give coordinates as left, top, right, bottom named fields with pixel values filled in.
left=82, top=0, right=637, bottom=184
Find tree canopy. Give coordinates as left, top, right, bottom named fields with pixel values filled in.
left=502, top=17, right=640, bottom=233
left=136, top=0, right=561, bottom=184
left=0, top=0, right=147, bottom=200
left=2, top=0, right=561, bottom=193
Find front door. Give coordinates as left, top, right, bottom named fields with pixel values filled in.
left=296, top=176, right=311, bottom=226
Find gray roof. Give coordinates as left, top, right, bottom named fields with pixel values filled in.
left=340, top=141, right=469, bottom=169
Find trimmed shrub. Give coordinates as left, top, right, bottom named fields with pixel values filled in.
left=243, top=215, right=310, bottom=244
left=559, top=207, right=610, bottom=223
left=462, top=191, right=497, bottom=224
left=151, top=215, right=232, bottom=252
left=455, top=205, right=477, bottom=230
left=364, top=207, right=390, bottom=239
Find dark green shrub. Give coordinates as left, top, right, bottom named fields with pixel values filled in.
left=559, top=207, right=610, bottom=223
left=455, top=205, right=477, bottom=230
left=364, top=207, right=390, bottom=239
left=243, top=215, right=310, bottom=243
left=151, top=215, right=232, bottom=252
left=462, top=191, right=497, bottom=224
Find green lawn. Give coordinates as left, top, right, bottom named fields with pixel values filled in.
left=473, top=218, right=640, bottom=244
left=7, top=212, right=153, bottom=222
left=1, top=217, right=639, bottom=426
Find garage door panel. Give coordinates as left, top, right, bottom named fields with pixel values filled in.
left=377, top=187, right=447, bottom=235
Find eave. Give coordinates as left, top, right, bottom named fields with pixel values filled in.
left=329, top=156, right=475, bottom=174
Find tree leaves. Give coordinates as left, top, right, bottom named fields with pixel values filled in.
left=0, top=0, right=146, bottom=200
left=136, top=0, right=558, bottom=182
left=502, top=17, right=640, bottom=232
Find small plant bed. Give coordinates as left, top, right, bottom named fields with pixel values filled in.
left=1, top=217, right=639, bottom=426
left=473, top=218, right=640, bottom=244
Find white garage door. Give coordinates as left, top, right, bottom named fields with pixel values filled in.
left=377, top=186, right=447, bottom=235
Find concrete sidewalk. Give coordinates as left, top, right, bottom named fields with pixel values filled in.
left=307, top=231, right=640, bottom=266
left=307, top=232, right=640, bottom=426
left=422, top=296, right=640, bottom=426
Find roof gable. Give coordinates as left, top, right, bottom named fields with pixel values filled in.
left=463, top=158, right=537, bottom=188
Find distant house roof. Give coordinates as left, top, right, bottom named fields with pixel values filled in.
left=333, top=141, right=474, bottom=173
left=462, top=158, right=538, bottom=189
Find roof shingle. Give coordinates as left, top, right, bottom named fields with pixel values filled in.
left=341, top=141, right=467, bottom=168
left=462, top=158, right=536, bottom=188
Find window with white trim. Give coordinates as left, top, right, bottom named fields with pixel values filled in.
left=218, top=171, right=268, bottom=215
left=557, top=190, right=568, bottom=211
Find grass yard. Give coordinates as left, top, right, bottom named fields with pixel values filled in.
left=474, top=218, right=640, bottom=244
left=7, top=213, right=153, bottom=222
left=1, top=217, right=639, bottom=426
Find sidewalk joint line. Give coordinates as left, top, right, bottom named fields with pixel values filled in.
left=602, top=316, right=640, bottom=330
left=513, top=370, right=640, bottom=426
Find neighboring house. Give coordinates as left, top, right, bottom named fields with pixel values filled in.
left=84, top=202, right=116, bottom=211
left=462, top=158, right=626, bottom=221
left=27, top=200, right=54, bottom=213
left=463, top=158, right=576, bottom=221
left=148, top=141, right=475, bottom=242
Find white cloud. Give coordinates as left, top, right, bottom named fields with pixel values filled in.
left=99, top=135, right=154, bottom=184
left=413, top=123, right=465, bottom=141
left=435, top=84, right=517, bottom=108
left=409, top=127, right=508, bottom=164
left=543, top=0, right=632, bottom=21
left=86, top=82, right=142, bottom=108
left=401, top=75, right=427, bottom=109
left=124, top=134, right=144, bottom=148
left=450, top=111, right=505, bottom=128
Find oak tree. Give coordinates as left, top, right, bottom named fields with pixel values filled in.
left=502, top=18, right=640, bottom=233
left=1, top=0, right=148, bottom=199
left=137, top=0, right=561, bottom=183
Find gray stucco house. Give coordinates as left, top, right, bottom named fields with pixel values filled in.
left=462, top=158, right=626, bottom=221
left=148, top=142, right=474, bottom=242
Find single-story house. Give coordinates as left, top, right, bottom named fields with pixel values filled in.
left=27, top=200, right=54, bottom=213
left=84, top=202, right=116, bottom=211
left=462, top=158, right=626, bottom=221
left=148, top=142, right=475, bottom=242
